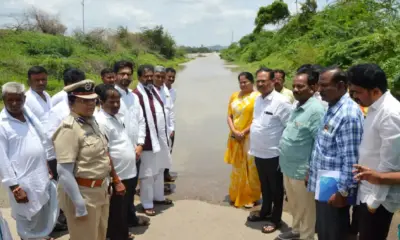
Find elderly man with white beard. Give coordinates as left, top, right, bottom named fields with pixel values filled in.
left=0, top=82, right=55, bottom=240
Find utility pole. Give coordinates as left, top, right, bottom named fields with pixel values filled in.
left=231, top=30, right=234, bottom=44
left=82, top=0, right=85, bottom=33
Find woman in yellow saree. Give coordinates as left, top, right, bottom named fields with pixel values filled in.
left=224, top=72, right=261, bottom=208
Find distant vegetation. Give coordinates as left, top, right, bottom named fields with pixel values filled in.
left=0, top=7, right=187, bottom=96
left=181, top=44, right=227, bottom=53
left=220, top=0, right=400, bottom=91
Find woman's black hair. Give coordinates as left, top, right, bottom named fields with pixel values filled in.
left=94, top=84, right=121, bottom=102
left=238, top=72, right=254, bottom=83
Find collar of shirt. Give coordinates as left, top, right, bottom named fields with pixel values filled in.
left=28, top=88, right=49, bottom=101
left=294, top=96, right=318, bottom=112
left=369, top=90, right=390, bottom=112
left=99, top=109, right=124, bottom=124
left=115, top=85, right=130, bottom=96
left=0, top=108, right=26, bottom=123
left=261, top=90, right=277, bottom=102
left=327, top=92, right=350, bottom=116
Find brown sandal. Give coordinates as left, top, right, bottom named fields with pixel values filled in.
left=143, top=208, right=156, bottom=216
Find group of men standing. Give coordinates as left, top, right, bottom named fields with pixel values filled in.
left=246, top=64, right=400, bottom=240
left=0, top=61, right=178, bottom=240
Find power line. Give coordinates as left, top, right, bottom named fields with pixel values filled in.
left=82, top=0, right=85, bottom=33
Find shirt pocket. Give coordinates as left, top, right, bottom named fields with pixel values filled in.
left=260, top=111, right=275, bottom=127
left=287, top=121, right=308, bottom=142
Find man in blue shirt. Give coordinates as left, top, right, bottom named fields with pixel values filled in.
left=308, top=67, right=364, bottom=240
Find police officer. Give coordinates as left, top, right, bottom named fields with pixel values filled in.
left=52, top=79, right=125, bottom=240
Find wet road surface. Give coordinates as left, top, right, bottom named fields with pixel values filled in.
left=168, top=53, right=238, bottom=204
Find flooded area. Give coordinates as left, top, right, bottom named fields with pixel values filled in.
left=169, top=53, right=239, bottom=204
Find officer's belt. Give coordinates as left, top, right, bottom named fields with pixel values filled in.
left=76, top=177, right=105, bottom=188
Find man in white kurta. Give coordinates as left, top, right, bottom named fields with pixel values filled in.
left=154, top=66, right=176, bottom=183
left=133, top=64, right=173, bottom=215
left=0, top=82, right=53, bottom=239
left=24, top=66, right=56, bottom=169
left=113, top=60, right=148, bottom=225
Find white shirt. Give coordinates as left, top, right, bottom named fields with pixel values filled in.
left=51, top=90, right=67, bottom=107
left=25, top=88, right=52, bottom=123
left=157, top=85, right=175, bottom=134
left=357, top=91, right=400, bottom=213
left=169, top=88, right=177, bottom=104
left=96, top=110, right=137, bottom=180
left=115, top=85, right=146, bottom=145
left=0, top=109, right=50, bottom=220
left=47, top=100, right=70, bottom=142
left=249, top=90, right=292, bottom=159
left=25, top=88, right=54, bottom=159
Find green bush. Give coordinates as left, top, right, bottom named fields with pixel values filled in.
left=221, top=0, right=400, bottom=85
left=26, top=38, right=74, bottom=57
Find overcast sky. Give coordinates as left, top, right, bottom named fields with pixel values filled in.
left=0, top=0, right=327, bottom=46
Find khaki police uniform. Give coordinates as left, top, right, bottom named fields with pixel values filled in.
left=52, top=80, right=111, bottom=240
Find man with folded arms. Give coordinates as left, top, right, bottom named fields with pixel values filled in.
left=348, top=64, right=400, bottom=240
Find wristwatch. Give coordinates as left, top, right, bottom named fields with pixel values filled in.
left=338, top=190, right=349, bottom=197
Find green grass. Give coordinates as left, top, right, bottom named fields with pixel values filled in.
left=0, top=29, right=188, bottom=98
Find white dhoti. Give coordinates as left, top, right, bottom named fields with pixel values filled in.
left=139, top=93, right=172, bottom=209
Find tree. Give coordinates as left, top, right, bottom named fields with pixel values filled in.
left=254, top=0, right=290, bottom=33
left=300, top=0, right=317, bottom=14
left=28, top=8, right=67, bottom=35
left=5, top=7, right=67, bottom=35
left=140, top=25, right=177, bottom=59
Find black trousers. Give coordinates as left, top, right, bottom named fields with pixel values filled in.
left=107, top=177, right=135, bottom=240
left=254, top=156, right=284, bottom=224
left=128, top=160, right=140, bottom=226
left=165, top=133, right=175, bottom=175
left=316, top=201, right=350, bottom=240
left=358, top=203, right=394, bottom=240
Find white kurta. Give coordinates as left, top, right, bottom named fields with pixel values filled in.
left=24, top=89, right=52, bottom=125
left=0, top=109, right=50, bottom=221
left=46, top=101, right=70, bottom=140
left=139, top=94, right=172, bottom=178
left=115, top=86, right=146, bottom=146
left=51, top=90, right=67, bottom=107
left=25, top=89, right=55, bottom=160
left=157, top=85, right=175, bottom=135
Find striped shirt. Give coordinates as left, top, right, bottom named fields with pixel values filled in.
left=308, top=93, right=364, bottom=199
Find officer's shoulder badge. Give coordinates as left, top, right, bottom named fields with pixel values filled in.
left=62, top=115, right=75, bottom=128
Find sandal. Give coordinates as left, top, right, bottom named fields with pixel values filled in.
left=247, top=212, right=271, bottom=222
left=261, top=222, right=281, bottom=234
left=128, top=232, right=135, bottom=240
left=154, top=198, right=173, bottom=205
left=143, top=208, right=156, bottom=216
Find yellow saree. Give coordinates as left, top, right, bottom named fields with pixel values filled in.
left=224, top=91, right=261, bottom=207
